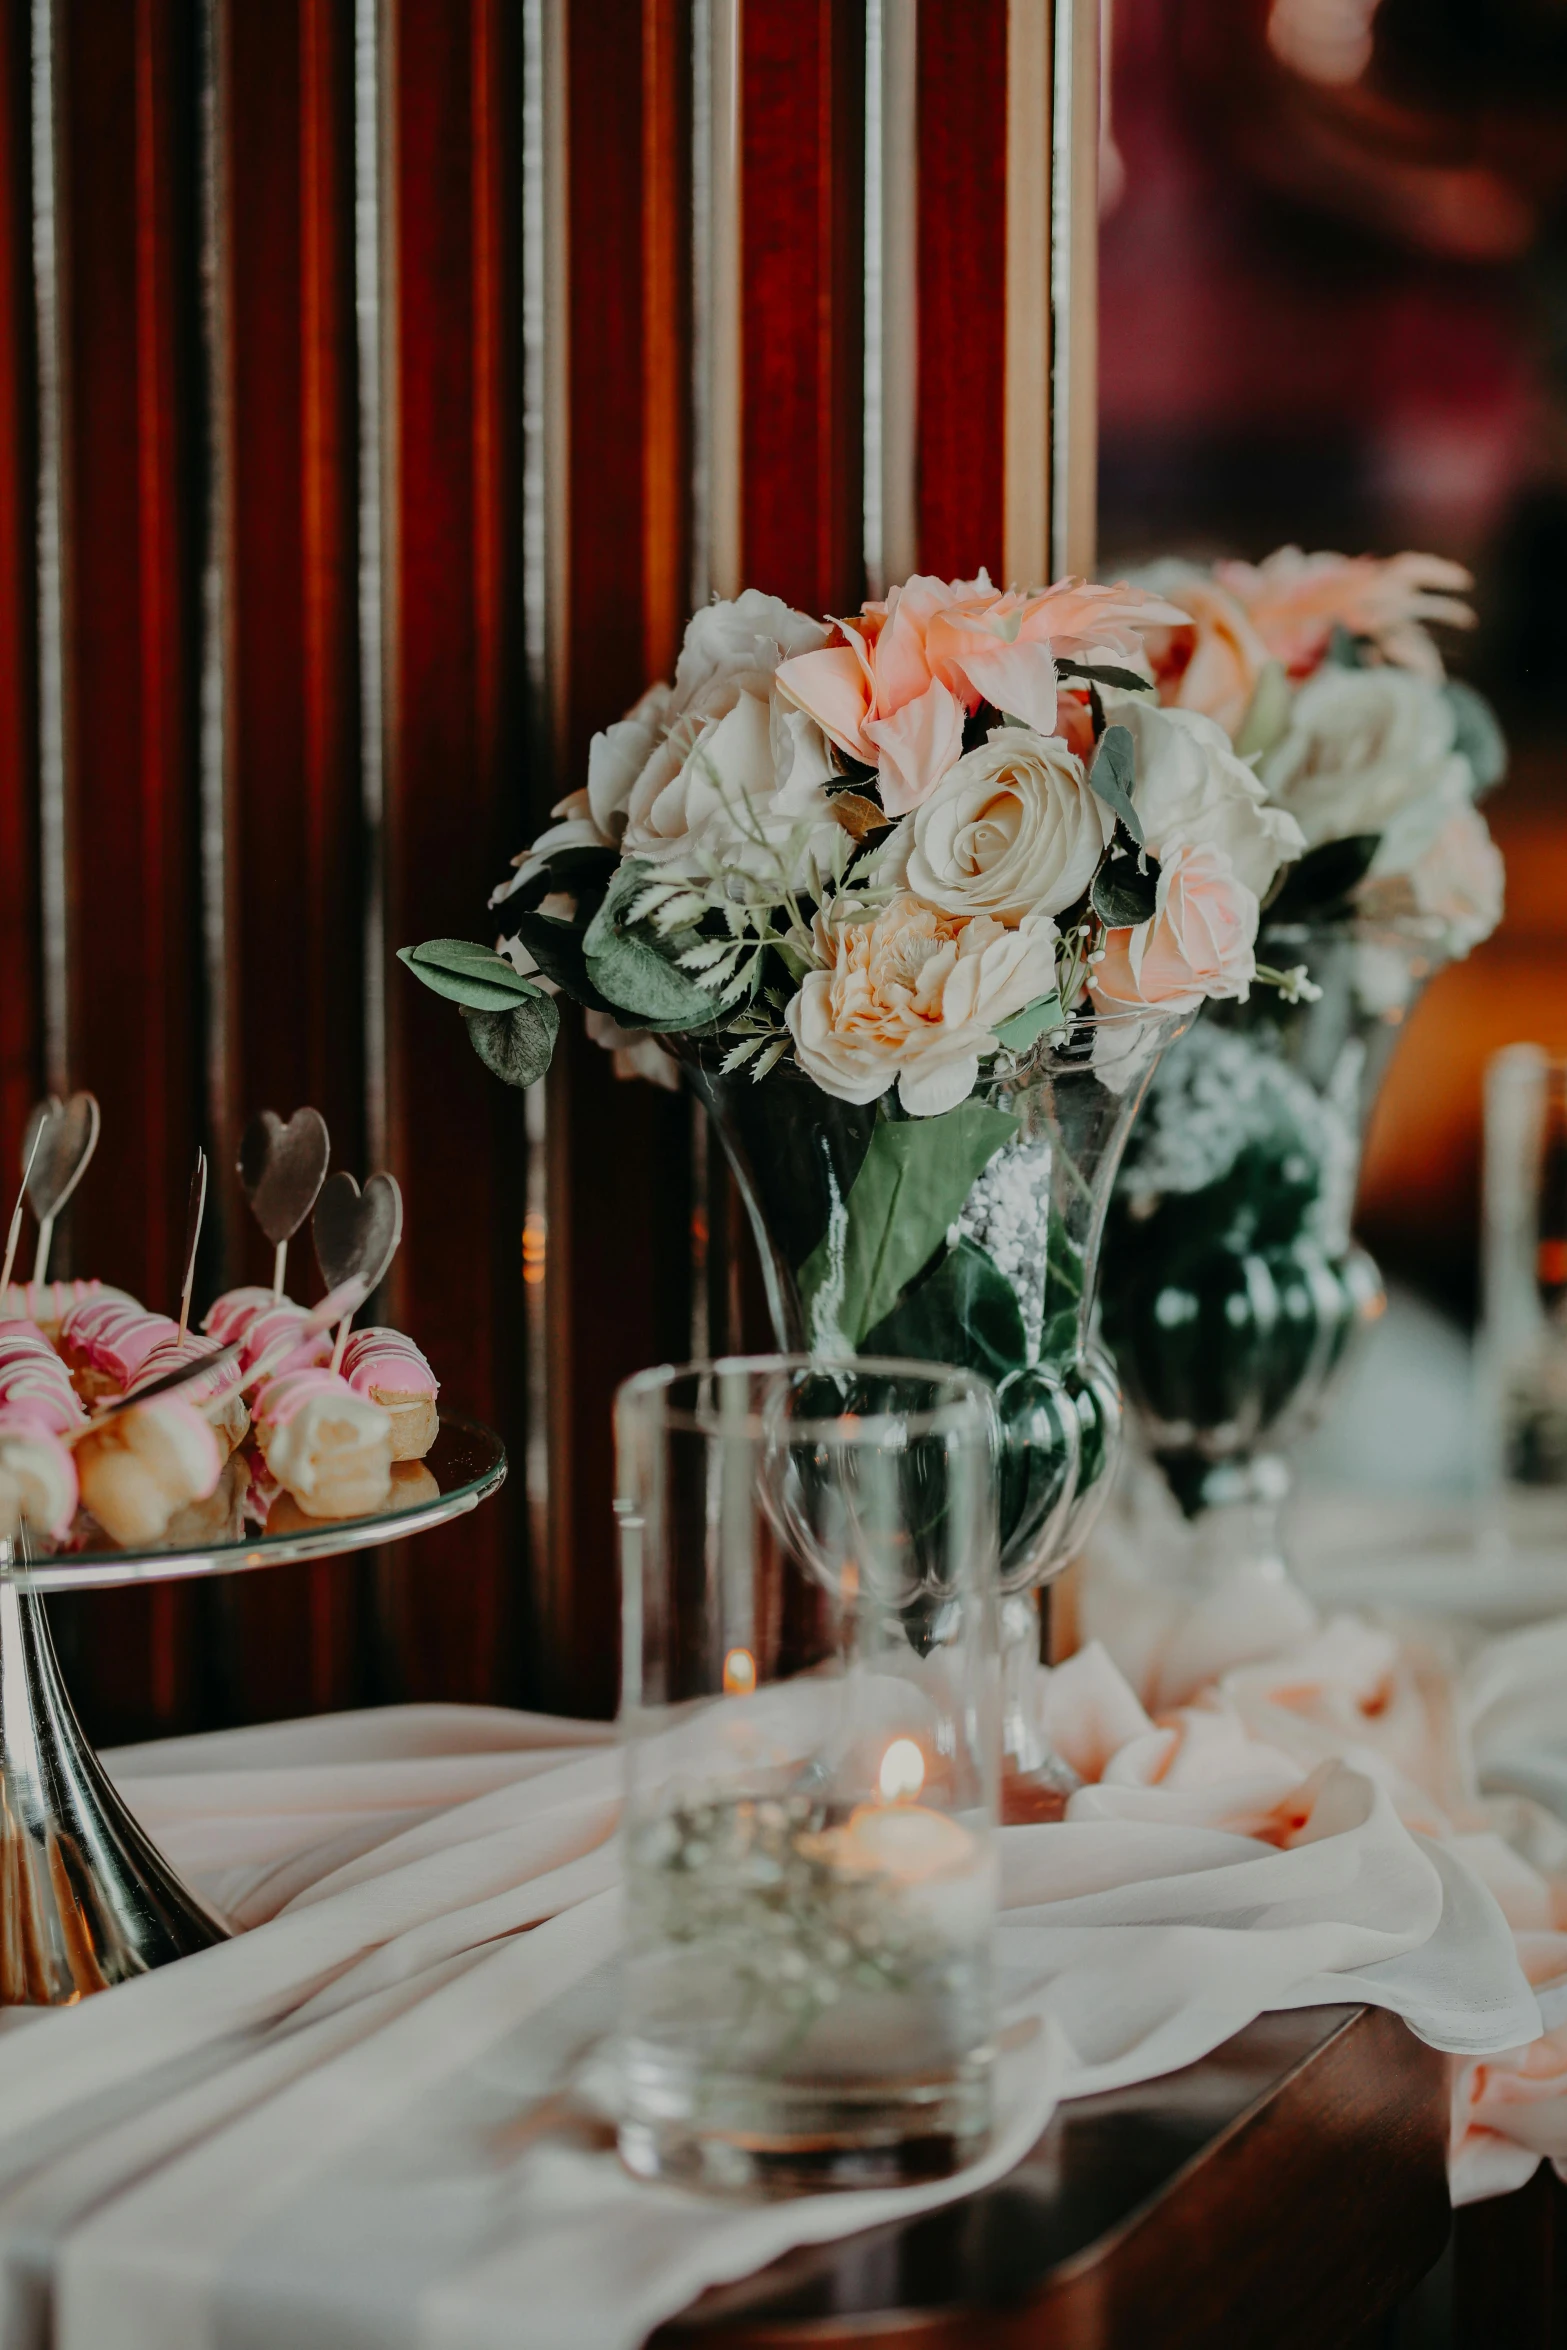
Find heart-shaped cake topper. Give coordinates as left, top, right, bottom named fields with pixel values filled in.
left=313, top=1170, right=403, bottom=1301
left=238, top=1108, right=331, bottom=1247
left=22, top=1093, right=101, bottom=1226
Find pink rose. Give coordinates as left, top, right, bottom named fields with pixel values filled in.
left=775, top=572, right=1187, bottom=817
left=1212, top=547, right=1474, bottom=681
left=1092, top=842, right=1259, bottom=1012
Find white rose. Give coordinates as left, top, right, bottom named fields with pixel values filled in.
left=1261, top=667, right=1471, bottom=851
left=787, top=896, right=1060, bottom=1117
left=672, top=588, right=829, bottom=706
left=622, top=683, right=841, bottom=887
left=1104, top=697, right=1304, bottom=897
left=904, top=727, right=1112, bottom=923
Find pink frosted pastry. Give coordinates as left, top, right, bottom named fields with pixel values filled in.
left=201, top=1286, right=278, bottom=1347
left=236, top=1303, right=332, bottom=1380
left=58, top=1298, right=179, bottom=1404
left=74, top=1394, right=222, bottom=1548
left=340, top=1328, right=439, bottom=1461
left=253, top=1367, right=392, bottom=1518
left=130, top=1332, right=250, bottom=1458
left=0, top=1327, right=87, bottom=1435
left=0, top=1279, right=135, bottom=1343
left=0, top=1402, right=79, bottom=1542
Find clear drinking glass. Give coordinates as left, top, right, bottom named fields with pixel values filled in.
left=615, top=1355, right=1001, bottom=2195
left=1481, top=1046, right=1567, bottom=1551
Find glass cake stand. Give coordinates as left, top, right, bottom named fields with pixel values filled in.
left=0, top=1409, right=505, bottom=2004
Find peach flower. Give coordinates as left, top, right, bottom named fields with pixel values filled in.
left=1212, top=546, right=1474, bottom=680
left=1135, top=564, right=1276, bottom=737
left=1092, top=842, right=1259, bottom=1013
left=786, top=894, right=1060, bottom=1117
left=775, top=572, right=1187, bottom=817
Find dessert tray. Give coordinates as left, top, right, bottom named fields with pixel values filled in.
left=0, top=1096, right=508, bottom=2006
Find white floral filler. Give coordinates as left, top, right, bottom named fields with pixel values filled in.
left=401, top=573, right=1319, bottom=1110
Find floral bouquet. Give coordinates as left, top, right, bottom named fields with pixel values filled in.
left=404, top=571, right=1309, bottom=1628
left=1099, top=548, right=1507, bottom=1549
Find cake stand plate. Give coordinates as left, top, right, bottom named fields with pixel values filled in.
left=0, top=1410, right=505, bottom=2003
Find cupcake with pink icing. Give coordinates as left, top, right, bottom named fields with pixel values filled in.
left=340, top=1327, right=439, bottom=1461
left=58, top=1297, right=179, bottom=1404
left=0, top=1325, right=87, bottom=1435
left=253, top=1367, right=392, bottom=1518
left=202, top=1286, right=277, bottom=1348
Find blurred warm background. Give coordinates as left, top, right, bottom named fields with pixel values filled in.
left=1100, top=0, right=1567, bottom=1326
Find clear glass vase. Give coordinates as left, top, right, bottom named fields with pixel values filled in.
left=684, top=1008, right=1184, bottom=1820
left=1100, top=920, right=1443, bottom=1600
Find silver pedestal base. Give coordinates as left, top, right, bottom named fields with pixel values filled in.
left=0, top=1547, right=228, bottom=2003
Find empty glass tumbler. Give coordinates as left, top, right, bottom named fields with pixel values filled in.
left=615, top=1355, right=1001, bottom=2194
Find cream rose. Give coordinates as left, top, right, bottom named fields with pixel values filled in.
left=786, top=895, right=1060, bottom=1117
left=1107, top=698, right=1304, bottom=898
left=1261, top=667, right=1471, bottom=852
left=904, top=727, right=1112, bottom=924
left=1093, top=843, right=1258, bottom=1012
left=1356, top=800, right=1504, bottom=956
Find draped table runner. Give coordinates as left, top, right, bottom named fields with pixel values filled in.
left=0, top=1576, right=1558, bottom=2350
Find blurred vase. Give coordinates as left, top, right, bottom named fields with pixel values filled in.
left=685, top=1008, right=1184, bottom=1818
left=1100, top=920, right=1442, bottom=1595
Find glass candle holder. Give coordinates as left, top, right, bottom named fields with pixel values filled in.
left=615, top=1355, right=1001, bottom=2196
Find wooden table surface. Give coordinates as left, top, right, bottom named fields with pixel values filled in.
left=657, top=2005, right=1450, bottom=2349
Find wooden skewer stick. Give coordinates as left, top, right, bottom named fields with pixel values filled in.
left=0, top=1128, right=45, bottom=1299
left=177, top=1148, right=208, bottom=1344
left=272, top=1239, right=287, bottom=1300
left=31, top=1213, right=53, bottom=1287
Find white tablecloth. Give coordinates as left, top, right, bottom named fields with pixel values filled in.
left=0, top=1584, right=1553, bottom=2350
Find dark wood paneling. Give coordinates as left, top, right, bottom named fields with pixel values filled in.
left=217, top=0, right=365, bottom=1724
left=0, top=0, right=40, bottom=1187
left=59, top=0, right=204, bottom=1737
left=915, top=0, right=1007, bottom=583
left=384, top=0, right=525, bottom=1705
left=541, top=0, right=695, bottom=1718
left=739, top=0, right=864, bottom=616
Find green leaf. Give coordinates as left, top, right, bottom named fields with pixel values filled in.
left=398, top=939, right=544, bottom=1012
left=1444, top=680, right=1507, bottom=794
left=1088, top=724, right=1142, bottom=846
left=863, top=1236, right=1027, bottom=1384
left=799, top=1097, right=1018, bottom=1348
left=1326, top=624, right=1369, bottom=669
left=463, top=995, right=561, bottom=1090
left=1265, top=833, right=1379, bottom=924
left=1233, top=659, right=1292, bottom=760
left=1057, top=660, right=1154, bottom=695
left=1090, top=838, right=1160, bottom=928
left=502, top=905, right=622, bottom=1016
left=993, top=993, right=1064, bottom=1054
left=582, top=861, right=727, bottom=1032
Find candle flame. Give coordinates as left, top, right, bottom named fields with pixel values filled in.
left=878, top=1738, right=925, bottom=1803
left=722, top=1646, right=756, bottom=1695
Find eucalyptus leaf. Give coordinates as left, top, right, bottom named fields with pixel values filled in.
left=1088, top=724, right=1142, bottom=846
left=398, top=939, right=544, bottom=1012
left=1265, top=833, right=1380, bottom=924
left=463, top=993, right=561, bottom=1090
left=1090, top=839, right=1160, bottom=928
left=1057, top=660, right=1154, bottom=694
left=504, top=904, right=622, bottom=1016
left=582, top=862, right=727, bottom=1031
left=799, top=1097, right=1018, bottom=1348
left=993, top=993, right=1064, bottom=1054
left=1444, top=679, right=1507, bottom=795
left=863, top=1236, right=1027, bottom=1384
left=1233, top=659, right=1292, bottom=760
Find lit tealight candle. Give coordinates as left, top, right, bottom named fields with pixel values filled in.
left=834, top=1738, right=975, bottom=1884
left=722, top=1645, right=756, bottom=1695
